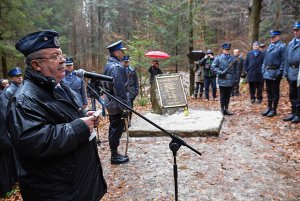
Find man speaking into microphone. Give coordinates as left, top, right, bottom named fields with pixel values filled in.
left=103, top=40, right=130, bottom=164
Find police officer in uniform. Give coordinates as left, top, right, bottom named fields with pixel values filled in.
left=122, top=55, right=139, bottom=122
left=283, top=22, right=300, bottom=123
left=3, top=67, right=23, bottom=100
left=63, top=57, right=88, bottom=109
left=103, top=40, right=130, bottom=164
left=212, top=43, right=238, bottom=115
left=261, top=30, right=286, bottom=117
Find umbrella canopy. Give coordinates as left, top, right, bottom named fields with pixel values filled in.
left=187, top=50, right=205, bottom=61
left=145, top=51, right=170, bottom=59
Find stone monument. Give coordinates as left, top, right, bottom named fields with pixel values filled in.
left=151, top=74, right=187, bottom=115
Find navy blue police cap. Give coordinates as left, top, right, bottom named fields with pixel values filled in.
left=106, top=40, right=126, bottom=53
left=252, top=41, right=259, bottom=46
left=15, top=30, right=60, bottom=57
left=269, top=30, right=281, bottom=38
left=293, top=22, right=300, bottom=30
left=122, top=55, right=130, bottom=62
left=65, top=57, right=73, bottom=65
left=8, top=67, right=22, bottom=77
left=222, top=43, right=231, bottom=50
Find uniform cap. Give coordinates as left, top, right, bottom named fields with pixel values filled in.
left=222, top=43, right=231, bottom=50
left=122, top=55, right=130, bottom=62
left=106, top=40, right=126, bottom=53
left=15, top=30, right=60, bottom=57
left=65, top=57, right=73, bottom=65
left=293, top=22, right=300, bottom=30
left=269, top=30, right=281, bottom=38
left=8, top=67, right=22, bottom=77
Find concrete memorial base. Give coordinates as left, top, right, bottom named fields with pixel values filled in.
left=128, top=109, right=223, bottom=137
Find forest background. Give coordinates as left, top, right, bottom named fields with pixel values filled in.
left=0, top=0, right=299, bottom=95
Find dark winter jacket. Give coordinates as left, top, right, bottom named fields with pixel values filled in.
left=126, top=66, right=139, bottom=99
left=148, top=66, right=162, bottom=84
left=5, top=68, right=107, bottom=201
left=199, top=57, right=216, bottom=78
left=103, top=56, right=129, bottom=115
left=244, top=50, right=264, bottom=82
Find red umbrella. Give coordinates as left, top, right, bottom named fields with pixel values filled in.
left=144, top=51, right=170, bottom=59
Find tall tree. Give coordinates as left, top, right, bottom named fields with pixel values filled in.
left=248, top=0, right=263, bottom=43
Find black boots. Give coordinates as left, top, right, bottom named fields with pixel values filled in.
left=221, top=104, right=233, bottom=115
left=111, top=149, right=129, bottom=164
left=291, top=107, right=300, bottom=123
left=283, top=107, right=295, bottom=121
left=266, top=109, right=277, bottom=117
left=262, top=108, right=272, bottom=116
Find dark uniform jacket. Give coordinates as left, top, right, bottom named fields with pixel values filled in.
left=103, top=56, right=129, bottom=115
left=6, top=68, right=107, bottom=201
left=262, top=41, right=286, bottom=80
left=284, top=37, right=300, bottom=81
left=244, top=50, right=264, bottom=82
left=126, top=66, right=139, bottom=100
left=211, top=54, right=238, bottom=87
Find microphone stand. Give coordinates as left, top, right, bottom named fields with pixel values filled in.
left=87, top=81, right=202, bottom=201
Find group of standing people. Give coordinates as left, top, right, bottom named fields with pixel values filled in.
left=208, top=21, right=300, bottom=123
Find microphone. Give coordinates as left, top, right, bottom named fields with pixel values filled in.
left=74, top=69, right=114, bottom=82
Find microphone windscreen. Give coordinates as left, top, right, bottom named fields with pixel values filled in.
left=74, top=69, right=85, bottom=78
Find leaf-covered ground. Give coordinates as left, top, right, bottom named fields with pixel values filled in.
left=2, top=80, right=299, bottom=201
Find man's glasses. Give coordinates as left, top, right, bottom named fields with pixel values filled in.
left=35, top=53, right=66, bottom=62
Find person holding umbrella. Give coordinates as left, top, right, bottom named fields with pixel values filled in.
left=148, top=60, right=162, bottom=105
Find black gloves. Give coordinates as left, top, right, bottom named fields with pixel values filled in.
left=121, top=110, right=129, bottom=119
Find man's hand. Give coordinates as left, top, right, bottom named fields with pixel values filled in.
left=121, top=110, right=129, bottom=119
left=81, top=111, right=100, bottom=133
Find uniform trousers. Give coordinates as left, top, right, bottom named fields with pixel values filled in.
left=288, top=80, right=300, bottom=108
left=219, top=86, right=233, bottom=108
left=265, top=79, right=281, bottom=109
left=108, top=113, right=125, bottom=150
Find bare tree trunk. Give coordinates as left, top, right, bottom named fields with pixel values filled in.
left=274, top=0, right=281, bottom=30
left=248, top=0, right=263, bottom=43
left=293, top=0, right=300, bottom=21
left=188, top=0, right=194, bottom=96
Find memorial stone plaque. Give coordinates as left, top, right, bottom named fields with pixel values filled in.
left=156, top=75, right=187, bottom=109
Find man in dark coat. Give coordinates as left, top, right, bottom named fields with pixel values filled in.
left=0, top=67, right=23, bottom=197
left=6, top=30, right=107, bottom=201
left=103, top=40, right=130, bottom=164
left=244, top=41, right=264, bottom=104
left=283, top=22, right=300, bottom=123
left=148, top=60, right=162, bottom=106
left=0, top=95, right=18, bottom=197
left=261, top=30, right=286, bottom=117
left=212, top=43, right=238, bottom=115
